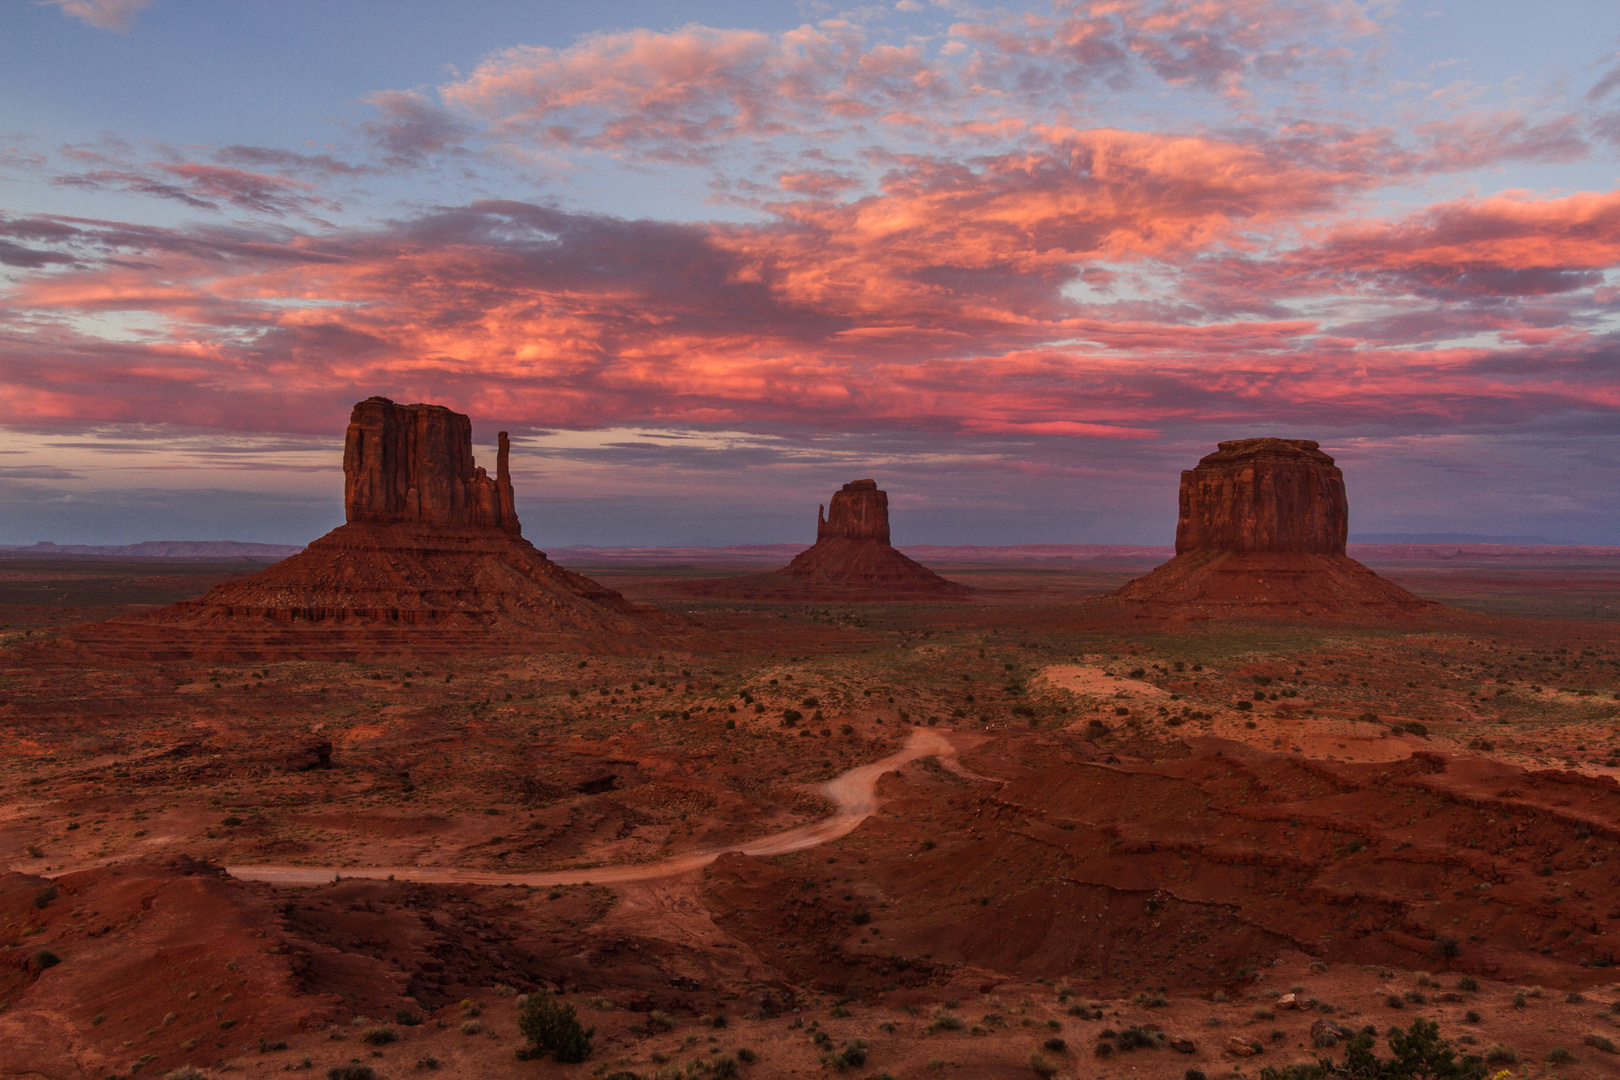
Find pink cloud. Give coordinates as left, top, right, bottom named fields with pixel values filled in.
left=44, top=0, right=152, bottom=33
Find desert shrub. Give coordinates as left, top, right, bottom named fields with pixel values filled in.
left=459, top=1020, right=481, bottom=1035
left=1135, top=992, right=1168, bottom=1008
left=32, top=949, right=59, bottom=970
left=736, top=1048, right=757, bottom=1063
left=819, top=1040, right=867, bottom=1071
left=926, top=1010, right=965, bottom=1033
left=361, top=1027, right=396, bottom=1045
left=1545, top=1047, right=1577, bottom=1065
left=327, top=1069, right=374, bottom=1080
left=394, top=1008, right=421, bottom=1026
left=781, top=709, right=802, bottom=726
left=1483, top=1044, right=1518, bottom=1065
left=1254, top=1007, right=1276, bottom=1020
left=33, top=884, right=57, bottom=908
left=1028, top=1050, right=1058, bottom=1077
left=1116, top=1026, right=1162, bottom=1051
left=1186, top=1072, right=1208, bottom=1080
left=165, top=1070, right=207, bottom=1080
left=413, top=1057, right=439, bottom=1070
left=1386, top=995, right=1405, bottom=1009
left=1457, top=976, right=1479, bottom=992
left=1463, top=1011, right=1479, bottom=1024
left=1259, top=1019, right=1487, bottom=1080
left=852, top=908, right=872, bottom=925
left=1094, top=1041, right=1114, bottom=1058
left=1043, top=1037, right=1066, bottom=1052
left=516, top=990, right=593, bottom=1063
left=1236, top=700, right=1253, bottom=711
left=1511, top=991, right=1526, bottom=1009
left=1585, top=1034, right=1618, bottom=1054
left=648, top=1009, right=679, bottom=1031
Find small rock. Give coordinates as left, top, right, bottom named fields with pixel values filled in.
left=1226, top=1036, right=1264, bottom=1057
left=1278, top=993, right=1297, bottom=1009
left=1171, top=1037, right=1196, bottom=1054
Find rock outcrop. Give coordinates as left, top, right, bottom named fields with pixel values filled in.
left=76, top=397, right=678, bottom=659
left=817, top=479, right=890, bottom=544
left=1174, top=438, right=1346, bottom=555
left=1108, top=438, right=1436, bottom=620
left=676, top=479, right=968, bottom=600
left=344, top=397, right=518, bottom=532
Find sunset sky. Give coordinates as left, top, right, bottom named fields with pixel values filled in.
left=3, top=0, right=1619, bottom=547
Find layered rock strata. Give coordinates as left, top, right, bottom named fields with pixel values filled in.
left=678, top=479, right=968, bottom=600
left=1110, top=438, right=1435, bottom=619
left=77, top=397, right=676, bottom=659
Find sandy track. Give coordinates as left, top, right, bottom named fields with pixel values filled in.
left=226, top=726, right=980, bottom=889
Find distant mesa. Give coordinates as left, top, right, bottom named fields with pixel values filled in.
left=75, top=396, right=678, bottom=659
left=1107, top=438, right=1437, bottom=619
left=678, top=479, right=969, bottom=601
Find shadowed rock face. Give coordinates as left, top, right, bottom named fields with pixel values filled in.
left=344, top=397, right=518, bottom=534
left=1109, top=437, right=1435, bottom=620
left=1176, top=438, right=1347, bottom=555
left=77, top=397, right=678, bottom=658
left=817, top=480, right=890, bottom=544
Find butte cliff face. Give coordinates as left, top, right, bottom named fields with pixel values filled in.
left=78, top=397, right=677, bottom=659
left=1175, top=438, right=1347, bottom=555
left=677, top=479, right=967, bottom=600
left=344, top=397, right=519, bottom=532
left=1111, top=438, right=1435, bottom=619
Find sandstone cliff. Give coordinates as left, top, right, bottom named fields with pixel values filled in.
left=1109, top=438, right=1436, bottom=620
left=76, top=398, right=679, bottom=659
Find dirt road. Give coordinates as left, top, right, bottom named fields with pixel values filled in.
left=226, top=725, right=983, bottom=888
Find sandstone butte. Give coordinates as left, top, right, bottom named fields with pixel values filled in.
left=1107, top=438, right=1438, bottom=619
left=74, top=397, right=678, bottom=660
left=678, top=480, right=969, bottom=601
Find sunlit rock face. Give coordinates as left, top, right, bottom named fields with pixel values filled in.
left=343, top=396, right=518, bottom=534
left=1175, top=438, right=1348, bottom=556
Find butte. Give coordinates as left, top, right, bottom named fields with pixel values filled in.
left=74, top=397, right=679, bottom=660
left=1105, top=438, right=1437, bottom=620
left=681, top=479, right=969, bottom=601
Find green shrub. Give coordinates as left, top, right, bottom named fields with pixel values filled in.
left=516, top=990, right=593, bottom=1063
left=1457, top=976, right=1478, bottom=992
left=926, top=1010, right=965, bottom=1034
left=648, top=1010, right=679, bottom=1031
left=360, top=1027, right=396, bottom=1045
left=819, top=1040, right=867, bottom=1071
left=1115, top=1026, right=1162, bottom=1051
left=1260, top=1020, right=1489, bottom=1080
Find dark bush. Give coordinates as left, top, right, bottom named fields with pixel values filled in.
left=32, top=949, right=59, bottom=970
left=328, top=1068, right=375, bottom=1080
left=33, top=884, right=57, bottom=909
left=516, top=990, right=594, bottom=1064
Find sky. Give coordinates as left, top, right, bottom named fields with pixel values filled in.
left=3, top=0, right=1620, bottom=547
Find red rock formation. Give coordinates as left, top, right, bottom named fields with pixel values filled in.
left=1175, top=438, right=1346, bottom=555
left=76, top=398, right=678, bottom=659
left=817, top=480, right=890, bottom=543
left=1109, top=438, right=1437, bottom=620
left=676, top=479, right=968, bottom=600
left=344, top=397, right=518, bottom=533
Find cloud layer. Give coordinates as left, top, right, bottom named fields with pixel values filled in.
left=3, top=2, right=1620, bottom=542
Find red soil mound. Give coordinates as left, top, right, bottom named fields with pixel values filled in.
left=707, top=733, right=1620, bottom=997
left=1104, top=438, right=1439, bottom=620
left=72, top=398, right=678, bottom=660
left=678, top=480, right=969, bottom=601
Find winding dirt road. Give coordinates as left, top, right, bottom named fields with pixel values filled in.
left=226, top=725, right=984, bottom=889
